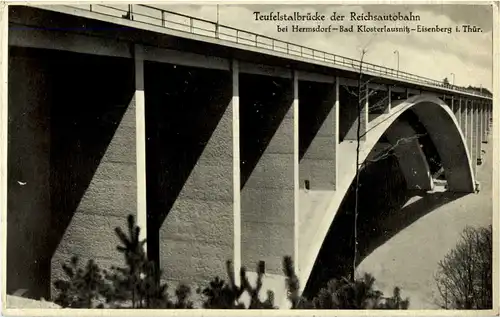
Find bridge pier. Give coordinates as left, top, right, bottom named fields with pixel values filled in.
left=239, top=71, right=296, bottom=277
left=481, top=102, right=488, bottom=144
left=471, top=101, right=478, bottom=175
left=477, top=103, right=483, bottom=164
left=453, top=97, right=461, bottom=127
left=460, top=99, right=468, bottom=143
left=466, top=100, right=473, bottom=161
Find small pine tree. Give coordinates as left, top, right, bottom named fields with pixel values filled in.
left=198, top=260, right=275, bottom=309
left=53, top=256, right=107, bottom=308
left=103, top=214, right=193, bottom=308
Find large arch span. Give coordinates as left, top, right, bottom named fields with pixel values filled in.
left=298, top=94, right=475, bottom=294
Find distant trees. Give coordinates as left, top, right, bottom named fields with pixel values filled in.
left=434, top=225, right=492, bottom=309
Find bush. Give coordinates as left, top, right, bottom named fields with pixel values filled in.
left=282, top=256, right=409, bottom=309
left=435, top=225, right=492, bottom=309
left=55, top=214, right=409, bottom=309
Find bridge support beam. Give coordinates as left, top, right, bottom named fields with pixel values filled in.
left=475, top=102, right=482, bottom=166
left=460, top=99, right=468, bottom=144
left=385, top=121, right=433, bottom=191
left=135, top=45, right=147, bottom=246
left=489, top=103, right=492, bottom=133
left=231, top=60, right=241, bottom=284
left=478, top=103, right=484, bottom=164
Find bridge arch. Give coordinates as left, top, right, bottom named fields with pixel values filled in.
left=299, top=94, right=475, bottom=293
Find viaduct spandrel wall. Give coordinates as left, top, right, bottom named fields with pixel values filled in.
left=6, top=5, right=492, bottom=302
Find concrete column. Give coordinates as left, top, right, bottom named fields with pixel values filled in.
left=364, top=86, right=369, bottom=139
left=470, top=101, right=477, bottom=175
left=488, top=103, right=492, bottom=133
left=293, top=71, right=300, bottom=275
left=489, top=103, right=492, bottom=132
left=231, top=60, right=241, bottom=284
left=482, top=103, right=488, bottom=143
left=134, top=45, right=147, bottom=245
left=466, top=100, right=473, bottom=158
left=477, top=101, right=484, bottom=150
left=335, top=78, right=340, bottom=186
left=386, top=85, right=392, bottom=114
left=454, top=98, right=461, bottom=127
left=475, top=102, right=482, bottom=165
left=460, top=99, right=468, bottom=142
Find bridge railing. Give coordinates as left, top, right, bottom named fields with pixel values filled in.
left=64, top=4, right=489, bottom=98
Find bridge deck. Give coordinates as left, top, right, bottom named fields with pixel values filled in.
left=30, top=4, right=491, bottom=101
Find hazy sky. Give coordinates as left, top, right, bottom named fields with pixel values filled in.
left=155, top=3, right=493, bottom=90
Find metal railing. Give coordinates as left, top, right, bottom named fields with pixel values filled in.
left=66, top=4, right=490, bottom=99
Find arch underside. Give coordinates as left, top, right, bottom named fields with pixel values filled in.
left=299, top=94, right=475, bottom=293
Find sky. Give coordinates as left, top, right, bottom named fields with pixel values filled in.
left=153, top=3, right=493, bottom=91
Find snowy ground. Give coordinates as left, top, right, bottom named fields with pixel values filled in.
left=357, top=135, right=493, bottom=309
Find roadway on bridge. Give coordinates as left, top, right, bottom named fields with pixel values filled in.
left=356, top=134, right=493, bottom=309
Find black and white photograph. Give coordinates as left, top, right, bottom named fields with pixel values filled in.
left=1, top=1, right=497, bottom=313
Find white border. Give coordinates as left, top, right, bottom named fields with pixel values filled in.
left=1, top=1, right=498, bottom=316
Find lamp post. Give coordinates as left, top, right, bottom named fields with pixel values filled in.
left=450, top=72, right=455, bottom=86
left=393, top=50, right=399, bottom=76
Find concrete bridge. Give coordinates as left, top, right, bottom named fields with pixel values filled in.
left=6, top=4, right=492, bottom=305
